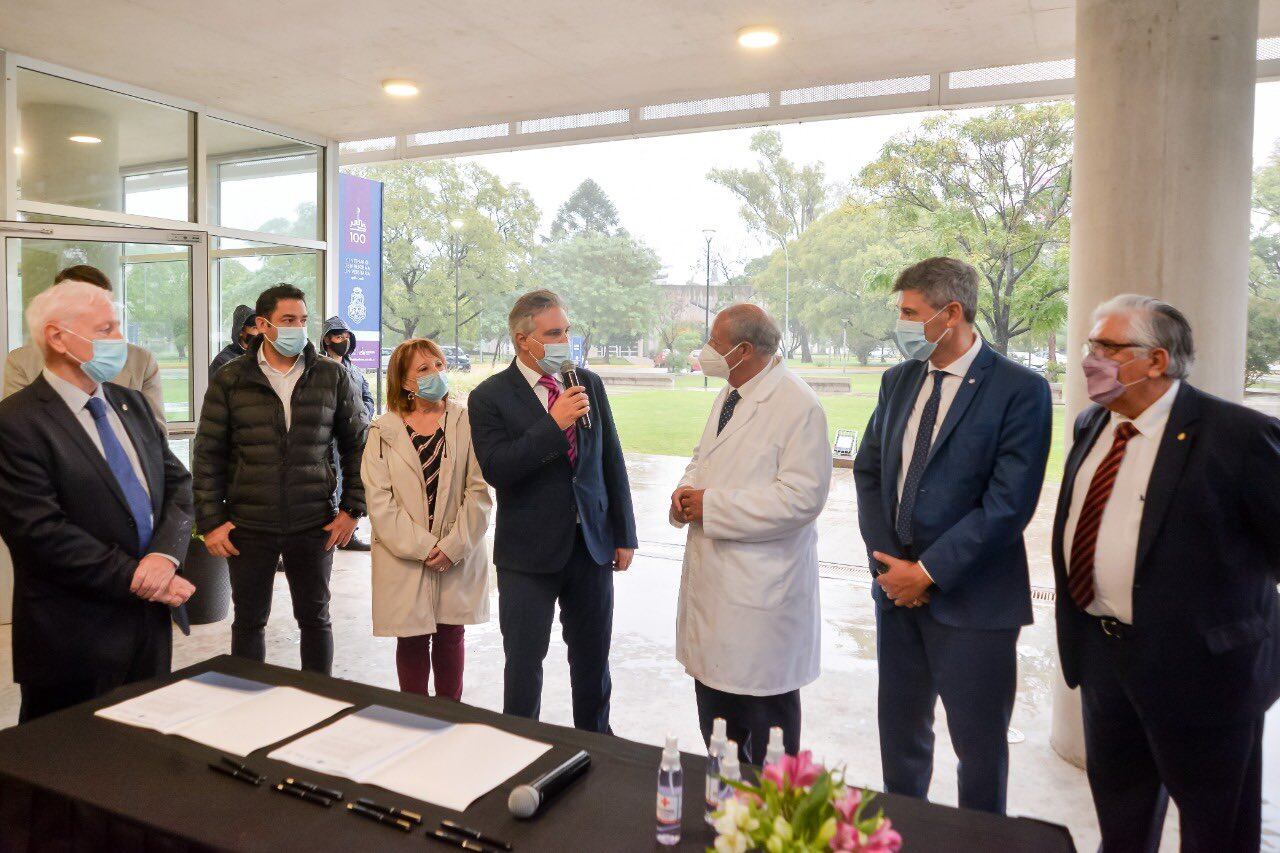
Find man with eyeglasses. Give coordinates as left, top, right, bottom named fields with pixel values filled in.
left=1054, top=294, right=1280, bottom=852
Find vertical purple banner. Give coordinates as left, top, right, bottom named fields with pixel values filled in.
left=337, top=174, right=383, bottom=370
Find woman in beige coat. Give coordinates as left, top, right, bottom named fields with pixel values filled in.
left=361, top=339, right=492, bottom=700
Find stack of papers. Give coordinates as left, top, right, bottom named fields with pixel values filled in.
left=96, top=672, right=352, bottom=756
left=268, top=705, right=552, bottom=811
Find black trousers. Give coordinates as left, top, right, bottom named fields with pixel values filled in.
left=496, top=531, right=613, bottom=733
left=19, top=614, right=170, bottom=724
left=875, top=602, right=1018, bottom=814
left=1079, top=619, right=1264, bottom=853
left=694, top=681, right=801, bottom=766
left=227, top=526, right=334, bottom=675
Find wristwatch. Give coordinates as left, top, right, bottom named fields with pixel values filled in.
left=339, top=506, right=365, bottom=520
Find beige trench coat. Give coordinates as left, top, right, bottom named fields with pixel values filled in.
left=361, top=403, right=492, bottom=636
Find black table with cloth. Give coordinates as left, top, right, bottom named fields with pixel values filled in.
left=0, top=656, right=1076, bottom=851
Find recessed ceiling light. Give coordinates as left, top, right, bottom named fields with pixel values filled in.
left=737, top=25, right=780, bottom=49
left=382, top=79, right=420, bottom=97
left=13, top=146, right=23, bottom=156
left=68, top=134, right=102, bottom=144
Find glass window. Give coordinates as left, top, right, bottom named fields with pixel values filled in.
left=211, top=238, right=322, bottom=355
left=14, top=68, right=192, bottom=220
left=4, top=236, right=194, bottom=422
left=205, top=119, right=322, bottom=239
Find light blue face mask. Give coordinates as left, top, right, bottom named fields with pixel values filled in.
left=415, top=372, right=449, bottom=402
left=893, top=307, right=950, bottom=362
left=266, top=320, right=308, bottom=358
left=60, top=328, right=127, bottom=384
left=533, top=340, right=572, bottom=376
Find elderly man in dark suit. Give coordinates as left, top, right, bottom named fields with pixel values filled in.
left=1054, top=294, right=1280, bottom=853
left=467, top=289, right=637, bottom=733
left=0, top=281, right=194, bottom=723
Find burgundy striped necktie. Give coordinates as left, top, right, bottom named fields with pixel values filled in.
left=538, top=374, right=578, bottom=465
left=1067, top=421, right=1139, bottom=609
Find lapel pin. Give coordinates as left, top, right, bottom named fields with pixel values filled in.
left=1177, top=432, right=1186, bottom=441
left=122, top=403, right=129, bottom=411
left=968, top=378, right=975, bottom=384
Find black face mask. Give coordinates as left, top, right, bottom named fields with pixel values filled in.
left=327, top=336, right=353, bottom=357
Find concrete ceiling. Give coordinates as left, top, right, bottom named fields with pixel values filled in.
left=2, top=0, right=1279, bottom=143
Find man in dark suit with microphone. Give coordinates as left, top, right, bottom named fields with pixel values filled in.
left=468, top=289, right=637, bottom=733
left=1055, top=294, right=1280, bottom=853
left=0, top=281, right=195, bottom=722
left=854, top=257, right=1052, bottom=815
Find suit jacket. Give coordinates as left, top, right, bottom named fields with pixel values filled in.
left=853, top=341, right=1053, bottom=629
left=4, top=342, right=166, bottom=429
left=1053, top=382, right=1280, bottom=726
left=467, top=360, right=637, bottom=573
left=0, top=375, right=194, bottom=685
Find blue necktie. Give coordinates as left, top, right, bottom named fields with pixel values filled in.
left=86, top=397, right=153, bottom=553
left=717, top=389, right=741, bottom=436
left=895, top=370, right=946, bottom=547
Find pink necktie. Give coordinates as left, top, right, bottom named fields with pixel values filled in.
left=538, top=374, right=578, bottom=466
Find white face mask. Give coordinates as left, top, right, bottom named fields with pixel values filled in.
left=701, top=341, right=745, bottom=380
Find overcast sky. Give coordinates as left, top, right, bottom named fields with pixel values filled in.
left=455, top=81, right=1280, bottom=284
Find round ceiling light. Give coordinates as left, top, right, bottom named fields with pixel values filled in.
left=13, top=146, right=23, bottom=156
left=68, top=134, right=102, bottom=144
left=737, top=25, right=780, bottom=49
left=382, top=79, right=420, bottom=97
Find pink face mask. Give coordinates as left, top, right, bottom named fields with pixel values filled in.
left=1083, top=352, right=1148, bottom=405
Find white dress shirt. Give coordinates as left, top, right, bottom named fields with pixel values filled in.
left=897, top=333, right=984, bottom=500
left=1064, top=380, right=1181, bottom=623
left=258, top=346, right=304, bottom=430
left=43, top=368, right=178, bottom=564
left=516, top=356, right=564, bottom=411
left=709, top=355, right=779, bottom=426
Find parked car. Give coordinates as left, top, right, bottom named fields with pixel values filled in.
left=440, top=344, right=472, bottom=372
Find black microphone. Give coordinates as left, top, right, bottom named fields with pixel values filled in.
left=507, top=750, right=591, bottom=818
left=559, top=360, right=592, bottom=430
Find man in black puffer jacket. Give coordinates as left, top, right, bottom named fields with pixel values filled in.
left=193, top=284, right=368, bottom=674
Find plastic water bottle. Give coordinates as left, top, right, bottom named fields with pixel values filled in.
left=764, top=726, right=785, bottom=768
left=704, top=718, right=727, bottom=824
left=656, top=734, right=682, bottom=846
left=718, top=739, right=741, bottom=812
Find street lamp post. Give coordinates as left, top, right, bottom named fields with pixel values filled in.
left=702, top=228, right=716, bottom=389
left=450, top=218, right=464, bottom=364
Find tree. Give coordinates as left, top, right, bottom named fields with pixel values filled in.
left=860, top=103, right=1073, bottom=354
left=708, top=128, right=832, bottom=360
left=346, top=161, right=540, bottom=348
left=532, top=232, right=662, bottom=357
left=550, top=178, right=623, bottom=239
left=1246, top=143, right=1280, bottom=388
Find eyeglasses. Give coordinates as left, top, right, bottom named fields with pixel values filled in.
left=1082, top=340, right=1148, bottom=359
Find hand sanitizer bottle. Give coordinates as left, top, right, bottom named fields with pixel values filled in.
left=718, top=739, right=741, bottom=811
left=704, top=718, right=727, bottom=825
left=656, top=734, right=682, bottom=846
left=764, top=726, right=785, bottom=768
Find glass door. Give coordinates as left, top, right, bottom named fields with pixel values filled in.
left=0, top=221, right=210, bottom=436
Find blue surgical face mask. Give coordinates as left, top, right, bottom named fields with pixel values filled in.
left=265, top=320, right=308, bottom=358
left=533, top=340, right=572, bottom=375
left=894, top=307, right=950, bottom=362
left=60, top=327, right=128, bottom=384
left=415, top=372, right=449, bottom=402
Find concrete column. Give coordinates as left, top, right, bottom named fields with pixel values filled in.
left=1054, top=0, right=1259, bottom=765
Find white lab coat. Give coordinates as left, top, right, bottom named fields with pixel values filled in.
left=672, top=361, right=832, bottom=696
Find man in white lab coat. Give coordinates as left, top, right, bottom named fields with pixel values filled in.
left=671, top=304, right=832, bottom=764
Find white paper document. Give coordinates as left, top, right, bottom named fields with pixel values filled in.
left=268, top=705, right=552, bottom=811
left=96, top=672, right=352, bottom=756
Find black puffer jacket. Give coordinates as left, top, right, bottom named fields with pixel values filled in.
left=193, top=336, right=368, bottom=535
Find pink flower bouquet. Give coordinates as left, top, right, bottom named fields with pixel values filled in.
left=711, top=751, right=903, bottom=853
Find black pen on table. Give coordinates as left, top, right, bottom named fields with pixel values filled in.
left=284, top=776, right=343, bottom=801
left=208, top=762, right=260, bottom=786
left=347, top=802, right=413, bottom=832
left=273, top=781, right=333, bottom=807
left=428, top=828, right=496, bottom=853
left=355, top=797, right=422, bottom=825
left=440, top=819, right=513, bottom=851
left=219, top=756, right=265, bottom=783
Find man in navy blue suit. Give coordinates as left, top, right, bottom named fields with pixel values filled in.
left=1055, top=294, right=1280, bottom=853
left=853, top=257, right=1052, bottom=814
left=468, top=289, right=637, bottom=733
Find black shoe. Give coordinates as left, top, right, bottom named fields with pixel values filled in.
left=340, top=535, right=371, bottom=552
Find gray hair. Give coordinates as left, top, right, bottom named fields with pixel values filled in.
left=26, top=282, right=116, bottom=356
left=720, top=303, right=782, bottom=358
left=892, top=257, right=978, bottom=323
left=508, top=289, right=565, bottom=344
left=1091, top=294, right=1195, bottom=379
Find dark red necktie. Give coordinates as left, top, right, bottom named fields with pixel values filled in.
left=538, top=374, right=578, bottom=465
left=1068, top=421, right=1139, bottom=609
